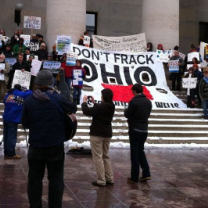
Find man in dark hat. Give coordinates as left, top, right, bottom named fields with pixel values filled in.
left=22, top=70, right=77, bottom=208
left=124, top=84, right=152, bottom=184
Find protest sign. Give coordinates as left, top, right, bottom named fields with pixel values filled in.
left=66, top=52, right=78, bottom=66
left=0, top=63, right=5, bottom=81
left=83, top=36, right=90, bottom=46
left=43, top=61, right=61, bottom=74
left=56, top=36, right=71, bottom=55
left=12, top=70, right=31, bottom=89
left=31, top=59, right=42, bottom=76
left=24, top=16, right=41, bottom=29
left=182, top=77, right=197, bottom=89
left=20, top=34, right=31, bottom=45
left=71, top=44, right=186, bottom=109
left=156, top=50, right=172, bottom=63
left=187, top=52, right=200, bottom=62
left=92, top=33, right=147, bottom=53
left=5, top=58, right=17, bottom=66
left=26, top=42, right=39, bottom=51
left=168, top=60, right=179, bottom=73
left=72, top=69, right=83, bottom=86
left=199, top=41, right=207, bottom=61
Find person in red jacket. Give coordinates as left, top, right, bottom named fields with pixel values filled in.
left=60, top=53, right=73, bottom=91
left=71, top=60, right=86, bottom=104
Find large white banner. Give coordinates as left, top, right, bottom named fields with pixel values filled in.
left=92, top=33, right=147, bottom=53
left=71, top=44, right=186, bottom=109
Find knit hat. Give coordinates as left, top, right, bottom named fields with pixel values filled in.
left=101, top=88, right=113, bottom=103
left=35, top=70, right=54, bottom=86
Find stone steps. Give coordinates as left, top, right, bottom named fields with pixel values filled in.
left=1, top=102, right=208, bottom=144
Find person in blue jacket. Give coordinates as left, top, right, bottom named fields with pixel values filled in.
left=3, top=84, right=32, bottom=159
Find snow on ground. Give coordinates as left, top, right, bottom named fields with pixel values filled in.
left=0, top=135, right=208, bottom=150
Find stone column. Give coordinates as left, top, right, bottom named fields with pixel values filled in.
left=141, top=0, right=179, bottom=50
left=46, top=0, right=86, bottom=52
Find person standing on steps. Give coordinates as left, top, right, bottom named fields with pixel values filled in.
left=124, top=84, right=152, bottom=184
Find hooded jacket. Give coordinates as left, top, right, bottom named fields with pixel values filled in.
left=82, top=101, right=115, bottom=137
left=22, top=89, right=77, bottom=147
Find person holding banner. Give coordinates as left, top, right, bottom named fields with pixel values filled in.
left=71, top=60, right=86, bottom=105
left=0, top=54, right=10, bottom=101
left=169, top=50, right=184, bottom=91
left=124, top=84, right=152, bottom=183
left=199, top=67, right=208, bottom=119
left=3, top=84, right=32, bottom=159
left=8, top=54, right=27, bottom=89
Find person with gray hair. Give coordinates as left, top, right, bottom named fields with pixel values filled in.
left=22, top=70, right=77, bottom=208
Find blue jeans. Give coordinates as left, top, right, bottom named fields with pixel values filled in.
left=3, top=121, right=18, bottom=156
left=129, top=129, right=150, bottom=182
left=65, top=78, right=72, bottom=90
left=202, top=100, right=208, bottom=117
left=73, top=87, right=81, bottom=104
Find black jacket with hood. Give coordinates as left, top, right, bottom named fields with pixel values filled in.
left=22, top=89, right=77, bottom=147
left=82, top=101, right=115, bottom=137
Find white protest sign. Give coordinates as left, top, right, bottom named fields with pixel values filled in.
left=24, top=16, right=41, bottom=29
left=0, top=63, right=5, bottom=81
left=168, top=60, right=179, bottom=73
left=20, top=34, right=31, bottom=46
left=71, top=44, right=187, bottom=109
left=12, top=70, right=31, bottom=89
left=187, top=52, right=200, bottom=62
left=83, top=36, right=90, bottom=46
left=27, top=42, right=39, bottom=51
left=156, top=50, right=172, bottom=63
left=182, top=77, right=197, bottom=89
left=66, top=52, right=77, bottom=66
left=5, top=58, right=16, bottom=66
left=92, top=33, right=147, bottom=53
left=31, top=59, right=42, bottom=76
left=56, top=36, right=71, bottom=55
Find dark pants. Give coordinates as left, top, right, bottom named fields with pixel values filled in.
left=3, top=121, right=18, bottom=156
left=129, top=129, right=150, bottom=182
left=27, top=145, right=65, bottom=208
left=171, top=73, right=182, bottom=90
left=202, top=100, right=208, bottom=118
left=187, top=89, right=195, bottom=108
left=73, top=87, right=81, bottom=104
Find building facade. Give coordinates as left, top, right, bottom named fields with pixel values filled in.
left=0, top=0, right=208, bottom=53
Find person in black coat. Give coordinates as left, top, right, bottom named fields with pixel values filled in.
left=8, top=54, right=27, bottom=89
left=82, top=89, right=115, bottom=187
left=22, top=70, right=77, bottom=208
left=35, top=42, right=48, bottom=61
left=124, top=84, right=152, bottom=183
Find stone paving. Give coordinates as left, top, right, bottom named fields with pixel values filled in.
left=0, top=146, right=208, bottom=208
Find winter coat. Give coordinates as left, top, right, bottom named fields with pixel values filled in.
left=13, top=44, right=26, bottom=56
left=35, top=49, right=48, bottom=61
left=3, top=89, right=32, bottom=123
left=61, top=62, right=73, bottom=78
left=199, top=77, right=208, bottom=101
left=124, top=94, right=152, bottom=132
left=71, top=66, right=86, bottom=88
left=22, top=89, right=77, bottom=147
left=82, top=101, right=115, bottom=137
